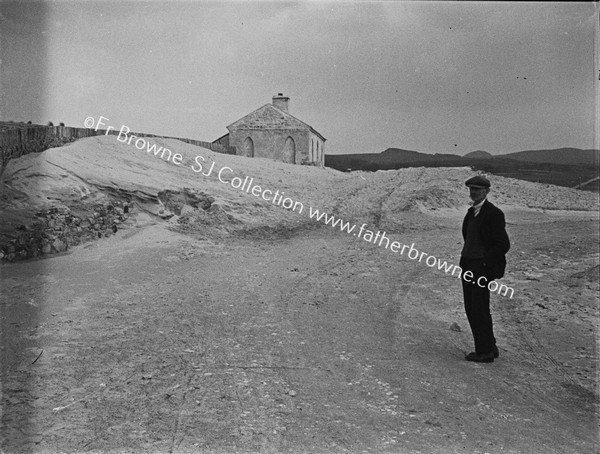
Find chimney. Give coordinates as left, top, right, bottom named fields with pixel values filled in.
left=272, top=93, right=289, bottom=112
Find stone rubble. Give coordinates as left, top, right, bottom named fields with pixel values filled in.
left=0, top=200, right=131, bottom=261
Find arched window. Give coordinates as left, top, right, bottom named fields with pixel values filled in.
left=243, top=137, right=254, bottom=157
left=283, top=136, right=295, bottom=164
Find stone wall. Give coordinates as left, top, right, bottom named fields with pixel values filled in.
left=0, top=125, right=68, bottom=173
left=0, top=124, right=237, bottom=174
left=308, top=131, right=325, bottom=167
left=229, top=128, right=310, bottom=164
left=0, top=199, right=132, bottom=262
left=213, top=134, right=230, bottom=148
left=225, top=103, right=325, bottom=166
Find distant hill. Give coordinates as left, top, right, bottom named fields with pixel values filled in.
left=325, top=147, right=599, bottom=191
left=464, top=150, right=493, bottom=159
left=329, top=147, right=598, bottom=168
left=379, top=148, right=462, bottom=163
left=380, top=148, right=433, bottom=162
left=502, top=148, right=599, bottom=166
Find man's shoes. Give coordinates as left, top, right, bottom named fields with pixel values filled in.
left=465, top=346, right=499, bottom=362
left=465, top=351, right=494, bottom=363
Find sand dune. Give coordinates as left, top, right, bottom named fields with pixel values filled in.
left=1, top=135, right=597, bottom=243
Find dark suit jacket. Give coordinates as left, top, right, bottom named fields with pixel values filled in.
left=462, top=199, right=510, bottom=279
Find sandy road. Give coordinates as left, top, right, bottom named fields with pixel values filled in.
left=1, top=210, right=597, bottom=453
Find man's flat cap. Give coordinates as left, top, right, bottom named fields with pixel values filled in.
left=465, top=175, right=491, bottom=188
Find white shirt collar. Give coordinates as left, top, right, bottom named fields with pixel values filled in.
left=472, top=198, right=486, bottom=216
left=473, top=198, right=486, bottom=210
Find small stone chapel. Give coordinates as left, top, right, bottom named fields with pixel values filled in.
left=213, top=94, right=326, bottom=166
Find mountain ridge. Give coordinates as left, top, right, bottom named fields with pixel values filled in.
left=325, top=147, right=599, bottom=190
left=373, top=147, right=599, bottom=166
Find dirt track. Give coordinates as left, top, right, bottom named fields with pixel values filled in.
left=1, top=209, right=598, bottom=453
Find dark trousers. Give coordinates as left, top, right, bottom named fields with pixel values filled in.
left=459, top=257, right=496, bottom=354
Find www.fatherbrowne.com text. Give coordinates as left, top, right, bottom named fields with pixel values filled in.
left=306, top=209, right=514, bottom=299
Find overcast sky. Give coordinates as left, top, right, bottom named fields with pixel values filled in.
left=1, top=1, right=596, bottom=155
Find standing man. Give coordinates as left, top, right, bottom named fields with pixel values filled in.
left=460, top=175, right=510, bottom=363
